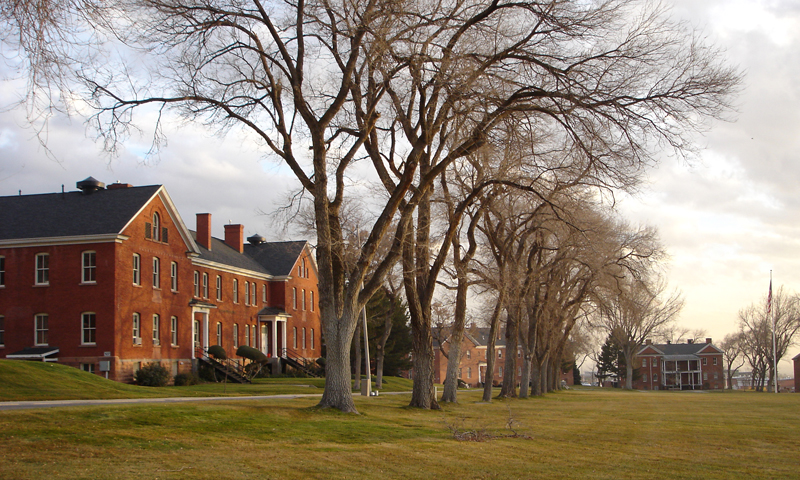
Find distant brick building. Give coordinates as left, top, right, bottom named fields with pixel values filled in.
left=432, top=325, right=573, bottom=388
left=0, top=178, right=321, bottom=382
left=634, top=338, right=724, bottom=390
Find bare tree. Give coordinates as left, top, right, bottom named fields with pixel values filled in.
left=3, top=0, right=741, bottom=411
left=720, top=332, right=745, bottom=390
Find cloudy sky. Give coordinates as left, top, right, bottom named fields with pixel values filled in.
left=2, top=0, right=799, bottom=373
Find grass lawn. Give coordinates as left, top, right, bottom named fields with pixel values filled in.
left=0, top=360, right=412, bottom=401
left=1, top=362, right=799, bottom=479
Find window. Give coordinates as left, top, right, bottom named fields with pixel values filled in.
left=133, top=254, right=141, bottom=285
left=202, top=273, right=209, bottom=298
left=244, top=281, right=250, bottom=305
left=499, top=366, right=503, bottom=376
left=35, top=314, right=48, bottom=345
left=498, top=350, right=502, bottom=359
left=468, top=367, right=472, bottom=379
left=193, top=271, right=199, bottom=297
left=292, top=287, right=297, bottom=309
left=193, top=320, right=200, bottom=346
left=82, top=251, right=96, bottom=283
left=293, top=327, right=297, bottom=349
left=653, top=374, right=658, bottom=382
left=703, top=372, right=708, bottom=381
left=133, top=313, right=141, bottom=343
left=0, top=316, right=5, bottom=346
left=702, top=357, right=707, bottom=366
left=302, top=289, right=306, bottom=311
left=216, top=276, right=222, bottom=301
left=81, top=363, right=95, bottom=374
left=643, top=374, right=648, bottom=382
left=233, top=324, right=239, bottom=348
left=152, top=314, right=160, bottom=345
left=233, top=279, right=238, bottom=303
left=459, top=368, right=463, bottom=378
left=216, top=322, right=222, bottom=345
left=310, top=291, right=314, bottom=312
left=714, top=373, right=718, bottom=380
left=518, top=350, right=521, bottom=358
left=310, top=329, right=315, bottom=350
left=81, top=312, right=96, bottom=345
left=262, top=285, right=267, bottom=303
left=171, top=316, right=178, bottom=346
left=302, top=327, right=306, bottom=349
left=642, top=358, right=647, bottom=368
left=171, top=262, right=178, bottom=291
left=251, top=283, right=256, bottom=306
left=35, top=253, right=49, bottom=285
left=0, top=255, right=5, bottom=286
left=152, top=213, right=161, bottom=241
left=713, top=357, right=718, bottom=365
left=250, top=324, right=256, bottom=347
left=152, top=257, right=160, bottom=288
left=245, top=325, right=250, bottom=347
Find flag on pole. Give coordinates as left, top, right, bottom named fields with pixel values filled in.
left=767, top=278, right=773, bottom=315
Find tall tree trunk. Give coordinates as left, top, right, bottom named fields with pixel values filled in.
left=531, top=361, right=542, bottom=396
left=353, top=319, right=362, bottom=390
left=375, top=313, right=392, bottom=389
left=624, top=347, right=634, bottom=390
left=500, top=304, right=520, bottom=397
left=482, top=291, right=505, bottom=402
left=519, top=352, right=532, bottom=398
left=441, top=277, right=469, bottom=403
left=317, top=308, right=358, bottom=412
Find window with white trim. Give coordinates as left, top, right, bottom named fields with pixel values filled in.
left=292, top=287, right=297, bottom=309
left=35, top=253, right=49, bottom=285
left=81, top=363, right=95, bottom=374
left=302, top=289, right=306, bottom=311
left=653, top=374, right=658, bottom=382
left=81, top=312, right=96, bottom=345
left=251, top=282, right=256, bottom=307
left=713, top=357, right=718, bottom=365
left=152, top=314, right=160, bottom=345
left=643, top=374, right=648, bottom=382
left=466, top=350, right=471, bottom=359
left=245, top=325, right=250, bottom=347
left=244, top=281, right=250, bottom=305
left=171, top=316, right=178, bottom=346
left=193, top=319, right=200, bottom=346
left=0, top=255, right=5, bottom=287
left=250, top=324, right=255, bottom=347
left=82, top=251, right=96, bottom=283
left=35, top=314, right=48, bottom=345
left=468, top=367, right=472, bottom=379
left=133, top=313, right=141, bottom=343
left=262, top=284, right=266, bottom=303
left=152, top=257, right=160, bottom=288
left=216, top=322, right=222, bottom=345
left=233, top=279, right=239, bottom=303
left=310, top=291, right=314, bottom=312
left=133, top=254, right=141, bottom=285
left=216, top=276, right=222, bottom=301
left=293, top=327, right=297, bottom=349
left=171, top=262, right=178, bottom=291
left=193, top=271, right=199, bottom=297
left=642, top=358, right=647, bottom=368
left=233, top=324, right=239, bottom=348
left=302, top=327, right=306, bottom=349
left=202, top=273, right=209, bottom=298
left=310, top=329, right=315, bottom=350
left=702, top=357, right=707, bottom=366
left=152, top=213, right=161, bottom=242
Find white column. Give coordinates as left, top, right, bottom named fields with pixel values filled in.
left=280, top=320, right=286, bottom=356
left=202, top=312, right=209, bottom=351
left=272, top=320, right=279, bottom=356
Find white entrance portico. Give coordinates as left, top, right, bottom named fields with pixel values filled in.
left=258, top=307, right=290, bottom=370
left=190, top=300, right=217, bottom=359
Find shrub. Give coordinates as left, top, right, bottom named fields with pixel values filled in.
left=236, top=345, right=267, bottom=362
left=198, top=361, right=218, bottom=382
left=173, top=372, right=199, bottom=386
left=134, top=362, right=171, bottom=387
left=207, top=345, right=227, bottom=360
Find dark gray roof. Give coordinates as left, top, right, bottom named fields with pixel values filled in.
left=639, top=342, right=720, bottom=356
left=244, top=240, right=306, bottom=276
left=258, top=306, right=290, bottom=316
left=471, top=328, right=507, bottom=348
left=191, top=232, right=271, bottom=276
left=0, top=186, right=161, bottom=240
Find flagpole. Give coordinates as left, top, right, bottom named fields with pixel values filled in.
left=771, top=271, right=778, bottom=393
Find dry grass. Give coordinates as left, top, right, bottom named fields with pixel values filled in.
left=1, top=385, right=799, bottom=479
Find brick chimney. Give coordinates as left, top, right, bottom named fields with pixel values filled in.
left=687, top=338, right=694, bottom=344
left=107, top=182, right=132, bottom=190
left=196, top=213, right=212, bottom=250
left=645, top=339, right=652, bottom=345
left=706, top=337, right=712, bottom=344
left=224, top=224, right=244, bottom=253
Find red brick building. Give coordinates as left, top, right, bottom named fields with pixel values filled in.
left=0, top=178, right=321, bottom=382
left=433, top=325, right=573, bottom=388
left=634, top=338, right=724, bottom=390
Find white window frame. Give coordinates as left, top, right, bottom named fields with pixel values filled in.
left=233, top=324, right=239, bottom=348
left=292, top=287, right=297, bottom=309
left=35, top=313, right=48, bottom=346
left=233, top=279, right=239, bottom=303
left=133, top=254, right=141, bottom=285
left=35, top=253, right=49, bottom=285
left=244, top=281, right=250, bottom=305
left=216, top=322, right=222, bottom=345
left=713, top=357, right=718, bottom=365
left=152, top=257, right=160, bottom=288
left=702, top=357, right=707, bottom=366
left=216, top=275, right=222, bottom=301
left=82, top=251, right=96, bottom=284
left=293, top=327, right=297, bottom=349
left=193, top=319, right=200, bottom=346
left=80, top=363, right=96, bottom=374
left=171, top=262, right=178, bottom=291
left=133, top=313, right=141, bottom=343
left=202, top=273, right=209, bottom=298
left=302, top=327, right=306, bottom=349
left=81, top=312, right=96, bottom=345
left=251, top=282, right=256, bottom=307
left=642, top=358, right=647, bottom=368
left=152, top=212, right=161, bottom=242
left=193, top=271, right=199, bottom=297
left=310, top=329, right=315, bottom=350
left=262, top=284, right=266, bottom=303
left=245, top=324, right=250, bottom=347
left=302, top=289, right=306, bottom=311
left=152, top=314, right=160, bottom=345
left=310, top=291, right=314, bottom=312
left=171, top=316, right=178, bottom=346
